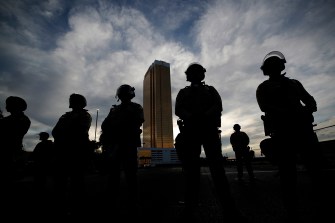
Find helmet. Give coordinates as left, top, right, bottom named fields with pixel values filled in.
left=39, top=132, right=49, bottom=140
left=6, top=96, right=27, bottom=112
left=116, top=84, right=135, bottom=101
left=260, top=51, right=286, bottom=72
left=185, top=63, right=206, bottom=82
left=262, top=51, right=286, bottom=63
left=233, top=124, right=241, bottom=130
left=69, top=93, right=87, bottom=109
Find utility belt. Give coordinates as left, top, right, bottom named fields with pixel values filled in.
left=261, top=112, right=314, bottom=137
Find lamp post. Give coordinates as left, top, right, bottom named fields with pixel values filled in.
left=94, top=109, right=99, bottom=141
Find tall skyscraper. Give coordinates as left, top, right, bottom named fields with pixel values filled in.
left=143, top=60, right=174, bottom=149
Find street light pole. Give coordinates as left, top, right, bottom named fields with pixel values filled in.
left=94, top=109, right=99, bottom=141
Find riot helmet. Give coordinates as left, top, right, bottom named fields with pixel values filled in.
left=69, top=93, right=87, bottom=109
left=6, top=96, right=27, bottom=112
left=260, top=51, right=286, bottom=75
left=185, top=63, right=206, bottom=82
left=116, top=84, right=135, bottom=101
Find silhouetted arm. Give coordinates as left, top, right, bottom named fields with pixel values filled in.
left=205, top=86, right=223, bottom=118
left=175, top=89, right=192, bottom=121
left=294, top=79, right=317, bottom=112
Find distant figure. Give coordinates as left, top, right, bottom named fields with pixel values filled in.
left=256, top=51, right=322, bottom=221
left=32, top=132, right=54, bottom=195
left=230, top=124, right=255, bottom=181
left=0, top=96, right=31, bottom=216
left=175, top=63, right=246, bottom=221
left=100, top=84, right=144, bottom=216
left=52, top=93, right=92, bottom=217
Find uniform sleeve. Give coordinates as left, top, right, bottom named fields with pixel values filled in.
left=82, top=112, right=92, bottom=132
left=244, top=132, right=250, bottom=145
left=20, top=115, right=31, bottom=137
left=135, top=103, right=145, bottom=127
left=256, top=81, right=287, bottom=114
left=175, top=89, right=192, bottom=120
left=206, top=86, right=223, bottom=116
left=52, top=115, right=66, bottom=140
left=139, top=106, right=144, bottom=125
left=230, top=134, right=235, bottom=146
left=256, top=82, right=268, bottom=112
left=101, top=108, right=114, bottom=132
left=294, top=79, right=317, bottom=112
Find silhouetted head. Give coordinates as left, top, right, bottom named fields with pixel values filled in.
left=260, top=51, right=286, bottom=76
left=6, top=96, right=27, bottom=113
left=39, top=132, right=49, bottom=140
left=69, top=93, right=87, bottom=109
left=185, top=63, right=206, bottom=83
left=233, top=124, right=241, bottom=131
left=116, top=84, right=135, bottom=102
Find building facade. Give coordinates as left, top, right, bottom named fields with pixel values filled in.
left=142, top=60, right=174, bottom=149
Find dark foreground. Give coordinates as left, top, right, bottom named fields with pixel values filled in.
left=7, top=162, right=335, bottom=223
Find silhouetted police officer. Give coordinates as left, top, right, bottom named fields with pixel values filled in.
left=230, top=124, right=255, bottom=181
left=0, top=96, right=31, bottom=176
left=31, top=131, right=54, bottom=216
left=100, top=84, right=144, bottom=216
left=32, top=132, right=54, bottom=194
left=256, top=51, right=322, bottom=221
left=0, top=96, right=31, bottom=217
left=175, top=63, right=246, bottom=221
left=52, top=93, right=92, bottom=217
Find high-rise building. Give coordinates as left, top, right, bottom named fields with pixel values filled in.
left=143, top=60, right=174, bottom=149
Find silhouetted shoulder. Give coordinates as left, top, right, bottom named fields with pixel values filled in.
left=178, top=85, right=190, bottom=93
left=130, top=102, right=144, bottom=123
left=130, top=101, right=143, bottom=110
left=206, top=85, right=221, bottom=96
left=257, top=79, right=270, bottom=89
left=178, top=84, right=219, bottom=95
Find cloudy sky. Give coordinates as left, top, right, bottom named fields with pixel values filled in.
left=1, top=0, right=334, bottom=157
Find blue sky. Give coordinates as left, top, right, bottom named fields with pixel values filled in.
left=1, top=0, right=334, bottom=157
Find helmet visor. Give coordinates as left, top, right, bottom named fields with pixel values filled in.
left=262, top=51, right=286, bottom=63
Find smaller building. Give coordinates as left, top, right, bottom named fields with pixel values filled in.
left=138, top=147, right=180, bottom=167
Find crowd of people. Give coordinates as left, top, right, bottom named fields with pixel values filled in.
left=0, top=51, right=323, bottom=222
